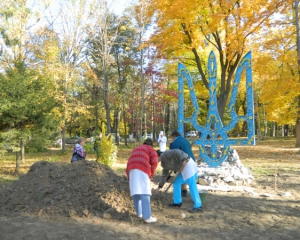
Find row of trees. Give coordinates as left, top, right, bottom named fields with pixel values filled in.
left=144, top=0, right=300, bottom=145
left=0, top=0, right=300, bottom=161
left=0, top=0, right=176, bottom=157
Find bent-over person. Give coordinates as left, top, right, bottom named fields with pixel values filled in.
left=126, top=138, right=159, bottom=223
left=157, top=149, right=202, bottom=213
left=169, top=130, right=195, bottom=197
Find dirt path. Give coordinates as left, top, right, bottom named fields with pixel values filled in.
left=1, top=174, right=300, bottom=240
left=0, top=143, right=300, bottom=240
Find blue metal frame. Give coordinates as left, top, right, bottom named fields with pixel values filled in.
left=178, top=51, right=255, bottom=167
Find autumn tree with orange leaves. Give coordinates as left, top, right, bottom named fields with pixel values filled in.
left=144, top=0, right=290, bottom=120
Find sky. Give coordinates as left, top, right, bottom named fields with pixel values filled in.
left=23, top=0, right=138, bottom=39
left=108, top=0, right=136, bottom=16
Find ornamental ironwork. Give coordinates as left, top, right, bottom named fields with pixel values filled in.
left=178, top=51, right=255, bottom=167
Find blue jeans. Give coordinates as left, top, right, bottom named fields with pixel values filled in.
left=173, top=173, right=201, bottom=208
left=132, top=194, right=151, bottom=219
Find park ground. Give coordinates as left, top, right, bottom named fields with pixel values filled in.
left=0, top=138, right=300, bottom=240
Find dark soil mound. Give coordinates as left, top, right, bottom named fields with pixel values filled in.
left=0, top=161, right=137, bottom=220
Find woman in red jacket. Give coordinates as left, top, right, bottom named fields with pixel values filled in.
left=126, top=138, right=158, bottom=223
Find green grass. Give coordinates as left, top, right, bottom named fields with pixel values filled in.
left=46, top=156, right=61, bottom=162
left=113, top=166, right=126, bottom=175
left=0, top=176, right=18, bottom=186
left=1, top=137, right=299, bottom=188
left=251, top=168, right=275, bottom=176
left=251, top=166, right=299, bottom=176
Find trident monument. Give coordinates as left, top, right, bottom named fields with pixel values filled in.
left=177, top=51, right=255, bottom=167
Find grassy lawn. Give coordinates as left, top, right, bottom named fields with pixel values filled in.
left=1, top=137, right=299, bottom=187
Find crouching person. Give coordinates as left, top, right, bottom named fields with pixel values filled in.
left=156, top=149, right=202, bottom=213
left=126, top=138, right=159, bottom=223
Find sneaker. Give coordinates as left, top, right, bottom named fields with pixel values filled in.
left=144, top=216, right=157, bottom=223
left=182, top=190, right=188, bottom=197
left=189, top=207, right=202, bottom=213
left=168, top=203, right=182, bottom=207
left=137, top=214, right=142, bottom=218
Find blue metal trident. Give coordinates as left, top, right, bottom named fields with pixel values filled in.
left=178, top=51, right=255, bottom=167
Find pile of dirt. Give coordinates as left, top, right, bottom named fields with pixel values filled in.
left=0, top=160, right=168, bottom=220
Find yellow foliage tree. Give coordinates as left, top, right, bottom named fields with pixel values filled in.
left=94, top=124, right=117, bottom=168
left=251, top=2, right=300, bottom=135
left=143, top=0, right=290, bottom=121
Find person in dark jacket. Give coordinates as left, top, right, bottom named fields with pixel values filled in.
left=169, top=130, right=195, bottom=196
left=156, top=149, right=202, bottom=213
left=170, top=130, right=195, bottom=159
left=126, top=138, right=159, bottom=223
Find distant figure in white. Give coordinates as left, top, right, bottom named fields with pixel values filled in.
left=157, top=131, right=167, bottom=152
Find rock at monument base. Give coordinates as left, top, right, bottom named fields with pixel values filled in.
left=197, top=148, right=255, bottom=189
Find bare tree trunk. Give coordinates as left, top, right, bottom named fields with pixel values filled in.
left=102, top=18, right=111, bottom=134
left=296, top=95, right=300, bottom=147
left=255, top=93, right=261, bottom=142
left=151, top=74, right=155, bottom=140
left=295, top=0, right=300, bottom=147
left=151, top=99, right=155, bottom=141
left=284, top=125, right=289, bottom=137
left=172, top=103, right=178, bottom=131
left=123, top=103, right=128, bottom=146
left=140, top=45, right=145, bottom=144
left=15, top=151, right=20, bottom=173
left=94, top=87, right=100, bottom=130
left=272, top=122, right=276, bottom=137
left=20, top=138, right=25, bottom=164
left=164, top=79, right=170, bottom=135
left=62, top=126, right=66, bottom=152
left=165, top=103, right=170, bottom=135
left=112, top=108, right=121, bottom=145
left=263, top=105, right=268, bottom=137
left=104, top=72, right=111, bottom=134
